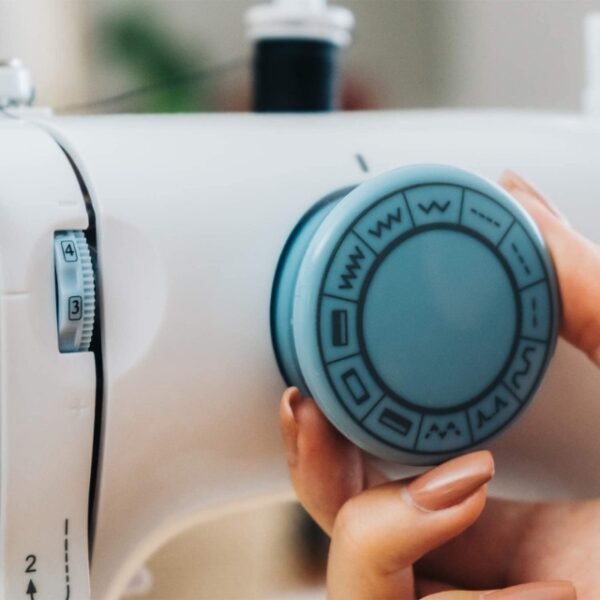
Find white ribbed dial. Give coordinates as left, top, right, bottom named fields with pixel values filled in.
left=54, top=231, right=95, bottom=352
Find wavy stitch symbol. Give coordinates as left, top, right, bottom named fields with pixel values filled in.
left=476, top=396, right=509, bottom=428
left=511, top=345, right=536, bottom=390
left=424, top=421, right=461, bottom=440
left=368, top=207, right=402, bottom=238
left=338, top=245, right=366, bottom=290
left=418, top=200, right=451, bottom=214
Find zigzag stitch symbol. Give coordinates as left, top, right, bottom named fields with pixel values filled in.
left=424, top=421, right=461, bottom=440
left=338, top=245, right=366, bottom=290
left=511, top=345, right=536, bottom=390
left=477, top=396, right=509, bottom=428
left=367, top=207, right=402, bottom=238
left=418, top=200, right=451, bottom=214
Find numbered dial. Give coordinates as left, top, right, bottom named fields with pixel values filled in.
left=272, top=165, right=559, bottom=464
left=54, top=231, right=96, bottom=352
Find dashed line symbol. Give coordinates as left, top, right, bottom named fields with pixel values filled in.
left=531, top=297, right=538, bottom=328
left=511, top=242, right=531, bottom=276
left=470, top=208, right=501, bottom=228
left=64, top=518, right=71, bottom=600
left=338, top=245, right=366, bottom=290
left=355, top=153, right=369, bottom=173
left=418, top=200, right=450, bottom=214
left=424, top=421, right=461, bottom=440
left=511, top=346, right=536, bottom=390
left=368, top=207, right=402, bottom=238
left=476, top=396, right=509, bottom=428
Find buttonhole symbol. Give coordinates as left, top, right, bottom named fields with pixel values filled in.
left=331, top=310, right=348, bottom=347
left=341, top=368, right=370, bottom=405
left=379, top=409, right=413, bottom=437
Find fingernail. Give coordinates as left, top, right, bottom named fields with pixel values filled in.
left=281, top=387, right=302, bottom=466
left=407, top=451, right=494, bottom=512
left=483, top=581, right=576, bottom=599
left=501, top=170, right=569, bottom=225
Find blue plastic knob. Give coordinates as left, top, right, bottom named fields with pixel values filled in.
left=271, top=165, right=559, bottom=464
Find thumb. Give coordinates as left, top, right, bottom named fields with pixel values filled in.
left=327, top=452, right=494, bottom=600
left=500, top=171, right=600, bottom=367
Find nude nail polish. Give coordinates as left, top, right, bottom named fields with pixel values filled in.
left=407, top=451, right=494, bottom=511
left=281, top=387, right=301, bottom=465
left=484, top=581, right=576, bottom=599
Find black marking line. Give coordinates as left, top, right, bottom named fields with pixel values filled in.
left=338, top=245, right=367, bottom=290
left=341, top=368, right=370, bottom=405
left=476, top=396, right=509, bottom=428
left=355, top=153, right=370, bottom=173
left=458, top=188, right=466, bottom=224
left=465, top=408, right=475, bottom=443
left=64, top=518, right=71, bottom=600
left=418, top=200, right=451, bottom=215
left=520, top=334, right=548, bottom=344
left=519, top=278, right=546, bottom=293
left=470, top=207, right=501, bottom=228
left=331, top=309, right=348, bottom=346
left=323, top=293, right=358, bottom=304
left=379, top=409, right=413, bottom=437
left=326, top=351, right=361, bottom=366
left=351, top=230, right=378, bottom=256
left=424, top=421, right=461, bottom=440
left=511, top=345, right=536, bottom=390
left=367, top=207, right=402, bottom=238
left=501, top=381, right=523, bottom=404
left=511, top=242, right=532, bottom=276
left=496, top=218, right=515, bottom=247
left=402, top=192, right=416, bottom=227
left=359, top=393, right=386, bottom=423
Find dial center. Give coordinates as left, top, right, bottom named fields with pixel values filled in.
left=360, top=228, right=518, bottom=411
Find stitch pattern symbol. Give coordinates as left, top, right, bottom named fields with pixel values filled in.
left=511, top=345, right=536, bottom=390
left=470, top=207, right=501, bottom=228
left=338, top=246, right=366, bottom=290
left=379, top=408, right=413, bottom=436
left=418, top=200, right=451, bottom=214
left=64, top=518, right=70, bottom=600
left=476, top=396, right=509, bottom=428
left=368, top=207, right=402, bottom=238
left=531, top=297, right=538, bottom=328
left=424, top=421, right=461, bottom=440
left=511, top=242, right=531, bottom=275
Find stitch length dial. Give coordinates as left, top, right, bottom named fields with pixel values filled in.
left=272, top=165, right=559, bottom=463
left=317, top=182, right=555, bottom=455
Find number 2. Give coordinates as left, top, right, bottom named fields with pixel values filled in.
left=25, top=554, right=36, bottom=573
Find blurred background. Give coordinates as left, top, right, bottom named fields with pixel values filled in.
left=2, top=1, right=598, bottom=598
left=2, top=0, right=600, bottom=114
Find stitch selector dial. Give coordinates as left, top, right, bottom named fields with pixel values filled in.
left=272, top=165, right=559, bottom=464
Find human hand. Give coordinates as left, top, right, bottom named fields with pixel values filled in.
left=279, top=172, right=600, bottom=599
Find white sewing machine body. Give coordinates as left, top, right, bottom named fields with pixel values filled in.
left=1, top=110, right=599, bottom=599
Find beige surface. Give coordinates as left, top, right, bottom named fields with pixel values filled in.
left=134, top=502, right=326, bottom=600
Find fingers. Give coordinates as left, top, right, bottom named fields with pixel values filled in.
left=500, top=171, right=600, bottom=367
left=280, top=387, right=372, bottom=534
left=416, top=497, right=538, bottom=588
left=423, top=581, right=576, bottom=599
left=326, top=452, right=494, bottom=600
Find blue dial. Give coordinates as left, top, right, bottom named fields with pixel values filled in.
left=271, top=165, right=559, bottom=464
